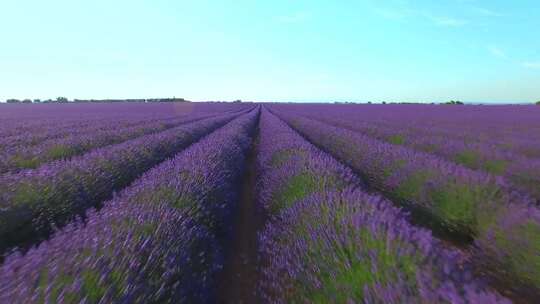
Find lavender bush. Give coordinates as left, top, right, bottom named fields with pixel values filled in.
left=0, top=108, right=258, bottom=303
left=0, top=112, right=241, bottom=254
left=274, top=112, right=510, bottom=236
left=261, top=190, right=509, bottom=304
left=257, top=108, right=508, bottom=303
left=287, top=104, right=540, bottom=201
left=0, top=112, right=218, bottom=173
left=271, top=108, right=540, bottom=297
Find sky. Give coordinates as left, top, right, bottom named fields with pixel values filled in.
left=0, top=0, right=539, bottom=103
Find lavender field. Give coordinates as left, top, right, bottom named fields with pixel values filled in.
left=1, top=102, right=539, bottom=303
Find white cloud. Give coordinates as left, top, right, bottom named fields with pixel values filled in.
left=522, top=62, right=540, bottom=69
left=374, top=8, right=409, bottom=20
left=275, top=12, right=311, bottom=24
left=427, top=15, right=468, bottom=27
left=473, top=7, right=503, bottom=17
left=375, top=7, right=468, bottom=27
left=488, top=46, right=507, bottom=59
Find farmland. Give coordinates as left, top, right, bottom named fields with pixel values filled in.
left=0, top=102, right=539, bottom=303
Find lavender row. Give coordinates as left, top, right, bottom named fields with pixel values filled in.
left=257, top=109, right=508, bottom=303
left=0, top=117, right=113, bottom=149
left=274, top=111, right=509, bottom=234
left=0, top=104, right=248, bottom=166
left=294, top=107, right=540, bottom=201
left=0, top=115, right=177, bottom=154
left=0, top=112, right=219, bottom=174
left=271, top=103, right=540, bottom=159
left=0, top=102, right=250, bottom=139
left=0, top=109, right=258, bottom=303
left=274, top=110, right=540, bottom=296
left=0, top=112, right=241, bottom=254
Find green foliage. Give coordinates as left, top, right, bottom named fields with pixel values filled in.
left=132, top=186, right=195, bottom=211
left=294, top=226, right=419, bottom=303
left=51, top=275, right=77, bottom=303
left=395, top=170, right=432, bottom=202
left=109, top=269, right=126, bottom=297
left=11, top=155, right=40, bottom=169
left=82, top=270, right=107, bottom=303
left=511, top=221, right=540, bottom=285
left=431, top=183, right=478, bottom=233
left=47, top=145, right=74, bottom=160
left=132, top=221, right=157, bottom=238
left=393, top=170, right=497, bottom=235
left=37, top=267, right=124, bottom=304
left=483, top=159, right=508, bottom=175
left=388, top=134, right=406, bottom=145
left=308, top=229, right=417, bottom=303
left=13, top=183, right=43, bottom=206
left=37, top=270, right=76, bottom=304
left=493, top=220, right=540, bottom=287
left=270, top=149, right=307, bottom=167
left=431, top=180, right=502, bottom=235
left=454, top=150, right=480, bottom=169
left=509, top=171, right=540, bottom=200
left=272, top=173, right=324, bottom=215
left=419, top=143, right=438, bottom=153
left=455, top=150, right=507, bottom=175
left=536, top=101, right=540, bottom=105
left=37, top=270, right=50, bottom=303
left=444, top=100, right=464, bottom=105
left=382, top=159, right=407, bottom=179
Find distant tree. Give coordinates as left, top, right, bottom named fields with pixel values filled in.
left=33, top=99, right=41, bottom=103
left=22, top=99, right=32, bottom=103
left=56, top=96, right=69, bottom=103
left=233, top=99, right=242, bottom=103
left=382, top=101, right=387, bottom=104
left=6, top=99, right=20, bottom=103
left=536, top=101, right=540, bottom=105
left=367, top=101, right=372, bottom=104
left=445, top=100, right=464, bottom=105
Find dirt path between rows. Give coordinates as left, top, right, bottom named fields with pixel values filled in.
left=216, top=130, right=264, bottom=303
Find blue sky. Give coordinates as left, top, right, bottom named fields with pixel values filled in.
left=0, top=0, right=539, bottom=103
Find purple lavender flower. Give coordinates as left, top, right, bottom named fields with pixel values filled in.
left=0, top=108, right=259, bottom=303
left=0, top=110, right=248, bottom=254
left=257, top=108, right=508, bottom=303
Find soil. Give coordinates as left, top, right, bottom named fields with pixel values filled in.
left=216, top=132, right=265, bottom=304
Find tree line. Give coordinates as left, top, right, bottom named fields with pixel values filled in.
left=4, top=97, right=190, bottom=103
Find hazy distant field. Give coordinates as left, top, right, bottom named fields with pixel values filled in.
left=1, top=102, right=538, bottom=303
